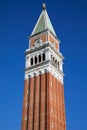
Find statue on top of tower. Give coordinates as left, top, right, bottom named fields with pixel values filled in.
left=42, top=3, right=46, bottom=10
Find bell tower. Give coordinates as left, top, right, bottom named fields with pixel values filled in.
left=21, top=4, right=66, bottom=130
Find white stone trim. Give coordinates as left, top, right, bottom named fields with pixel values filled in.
left=25, top=44, right=63, bottom=70
left=25, top=61, right=63, bottom=83
left=26, top=41, right=47, bottom=53
left=49, top=46, right=62, bottom=62
left=25, top=46, right=48, bottom=68
left=26, top=41, right=64, bottom=60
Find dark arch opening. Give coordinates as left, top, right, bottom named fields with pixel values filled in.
left=39, top=55, right=41, bottom=62
left=31, top=58, right=33, bottom=65
left=35, top=56, right=37, bottom=64
left=43, top=53, right=45, bottom=61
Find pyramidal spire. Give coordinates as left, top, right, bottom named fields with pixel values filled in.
left=31, top=4, right=57, bottom=37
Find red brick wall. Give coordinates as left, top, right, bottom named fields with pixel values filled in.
left=21, top=73, right=66, bottom=130
left=30, top=33, right=47, bottom=48
left=30, top=32, right=59, bottom=51
left=48, top=33, right=59, bottom=50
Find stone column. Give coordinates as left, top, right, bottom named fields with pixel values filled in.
left=41, top=54, right=43, bottom=62
left=33, top=57, right=35, bottom=65
left=37, top=55, right=39, bottom=64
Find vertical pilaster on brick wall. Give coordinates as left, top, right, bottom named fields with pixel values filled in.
left=55, top=77, right=58, bottom=130
left=28, top=77, right=34, bottom=130
left=21, top=79, right=29, bottom=130
left=59, top=82, right=61, bottom=130
left=61, top=84, right=66, bottom=130
left=61, top=84, right=64, bottom=130
left=40, top=73, right=46, bottom=130
left=46, top=72, right=50, bottom=130
left=45, top=72, right=47, bottom=130
left=55, top=80, right=66, bottom=130
left=48, top=73, right=54, bottom=130
left=56, top=78, right=58, bottom=130
left=53, top=75, right=56, bottom=130
left=26, top=77, right=30, bottom=130
left=50, top=74, right=54, bottom=130
left=57, top=79, right=60, bottom=130
left=60, top=83, right=64, bottom=130
left=33, top=75, right=40, bottom=130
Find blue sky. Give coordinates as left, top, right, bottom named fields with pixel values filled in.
left=0, top=0, right=87, bottom=130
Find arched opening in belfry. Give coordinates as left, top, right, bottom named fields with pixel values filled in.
left=39, top=55, right=41, bottom=62
left=35, top=56, right=37, bottom=64
left=31, top=58, right=33, bottom=65
left=43, top=53, right=45, bottom=61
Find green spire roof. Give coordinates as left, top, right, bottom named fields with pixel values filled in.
left=31, top=8, right=57, bottom=37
